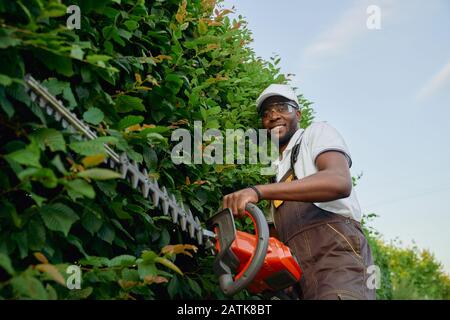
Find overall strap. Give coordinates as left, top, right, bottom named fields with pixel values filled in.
left=289, top=131, right=305, bottom=179
left=272, top=131, right=305, bottom=210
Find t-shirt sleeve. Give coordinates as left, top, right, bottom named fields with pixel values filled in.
left=306, top=122, right=353, bottom=168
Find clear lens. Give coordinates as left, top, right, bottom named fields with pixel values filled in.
left=261, top=102, right=294, bottom=118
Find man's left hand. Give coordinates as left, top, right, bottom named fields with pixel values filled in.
left=222, top=188, right=259, bottom=218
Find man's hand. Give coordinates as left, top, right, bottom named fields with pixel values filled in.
left=223, top=188, right=260, bottom=218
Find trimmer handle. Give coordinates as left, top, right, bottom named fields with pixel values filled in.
left=207, top=203, right=269, bottom=296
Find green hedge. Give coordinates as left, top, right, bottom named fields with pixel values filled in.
left=2, top=0, right=447, bottom=301
left=0, top=0, right=314, bottom=299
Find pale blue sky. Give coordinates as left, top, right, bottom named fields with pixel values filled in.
left=222, top=0, right=450, bottom=273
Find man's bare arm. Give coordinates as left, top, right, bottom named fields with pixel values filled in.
left=257, top=151, right=352, bottom=202
left=223, top=151, right=352, bottom=217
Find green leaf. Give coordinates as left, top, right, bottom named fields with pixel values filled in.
left=42, top=78, right=68, bottom=96
left=118, top=28, right=132, bottom=40
left=41, top=78, right=77, bottom=108
left=70, top=46, right=85, bottom=60
left=79, top=256, right=110, bottom=268
left=165, top=73, right=184, bottom=95
left=115, top=95, right=145, bottom=113
left=121, top=268, right=140, bottom=281
left=41, top=2, right=67, bottom=18
left=63, top=179, right=96, bottom=199
left=35, top=51, right=73, bottom=77
left=123, top=20, right=139, bottom=31
left=17, top=168, right=58, bottom=188
left=27, top=219, right=46, bottom=251
left=81, top=209, right=103, bottom=235
left=46, top=284, right=58, bottom=300
left=51, top=155, right=67, bottom=174
left=94, top=180, right=117, bottom=198
left=97, top=224, right=115, bottom=244
left=11, top=275, right=48, bottom=300
left=141, top=250, right=158, bottom=263
left=0, top=199, right=22, bottom=228
left=0, top=29, right=21, bottom=48
left=108, top=255, right=136, bottom=267
left=5, top=141, right=41, bottom=168
left=67, top=235, right=89, bottom=257
left=86, top=54, right=113, bottom=68
left=0, top=86, right=14, bottom=118
left=40, top=203, right=79, bottom=236
left=0, top=253, right=15, bottom=275
left=143, top=147, right=158, bottom=168
left=154, top=257, right=183, bottom=275
left=66, top=287, right=93, bottom=300
left=111, top=219, right=134, bottom=240
left=30, top=128, right=66, bottom=152
left=187, top=277, right=202, bottom=297
left=198, top=19, right=208, bottom=35
left=83, top=107, right=104, bottom=125
left=77, top=168, right=122, bottom=180
left=0, top=74, right=12, bottom=86
left=138, top=260, right=157, bottom=279
left=12, top=232, right=28, bottom=259
left=167, top=275, right=179, bottom=299
left=69, top=136, right=117, bottom=156
left=111, top=201, right=132, bottom=220
left=147, top=132, right=167, bottom=146
left=28, top=192, right=46, bottom=207
left=117, top=115, right=144, bottom=131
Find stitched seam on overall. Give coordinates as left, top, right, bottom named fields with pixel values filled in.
left=325, top=224, right=365, bottom=267
left=326, top=223, right=362, bottom=259
left=303, top=231, right=313, bottom=259
left=302, top=232, right=318, bottom=293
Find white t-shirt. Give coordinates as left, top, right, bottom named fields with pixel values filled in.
left=271, top=121, right=362, bottom=222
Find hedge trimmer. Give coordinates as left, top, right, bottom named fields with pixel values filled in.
left=24, top=74, right=302, bottom=296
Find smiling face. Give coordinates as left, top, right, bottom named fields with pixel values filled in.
left=260, top=96, right=301, bottom=150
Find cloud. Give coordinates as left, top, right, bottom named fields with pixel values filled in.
left=416, top=58, right=450, bottom=101
left=300, top=0, right=394, bottom=68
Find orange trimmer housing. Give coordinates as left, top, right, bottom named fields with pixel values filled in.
left=214, top=229, right=303, bottom=294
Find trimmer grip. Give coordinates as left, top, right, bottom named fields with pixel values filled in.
left=208, top=203, right=269, bottom=296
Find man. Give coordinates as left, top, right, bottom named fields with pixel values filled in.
left=223, top=84, right=376, bottom=300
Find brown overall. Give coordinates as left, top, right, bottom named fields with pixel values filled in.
left=272, top=140, right=376, bottom=300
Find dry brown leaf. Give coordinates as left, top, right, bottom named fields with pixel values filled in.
left=153, top=55, right=172, bottom=63
left=193, top=180, right=208, bottom=185
left=175, top=0, right=187, bottom=24
left=118, top=279, right=140, bottom=289
left=33, top=252, right=48, bottom=264
left=144, top=275, right=168, bottom=285
left=135, top=73, right=142, bottom=83
left=161, top=244, right=198, bottom=258
left=207, top=20, right=222, bottom=27
left=36, top=264, right=65, bottom=286
left=125, top=124, right=142, bottom=132
left=81, top=154, right=106, bottom=168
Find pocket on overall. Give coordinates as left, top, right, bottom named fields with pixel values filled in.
left=325, top=221, right=362, bottom=261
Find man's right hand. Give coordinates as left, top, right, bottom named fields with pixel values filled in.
left=222, top=187, right=260, bottom=218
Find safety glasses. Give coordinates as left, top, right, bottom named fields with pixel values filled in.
left=260, top=101, right=298, bottom=119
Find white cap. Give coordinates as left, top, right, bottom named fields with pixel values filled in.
left=256, top=84, right=300, bottom=112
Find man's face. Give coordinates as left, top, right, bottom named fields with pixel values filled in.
left=260, top=96, right=301, bottom=147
